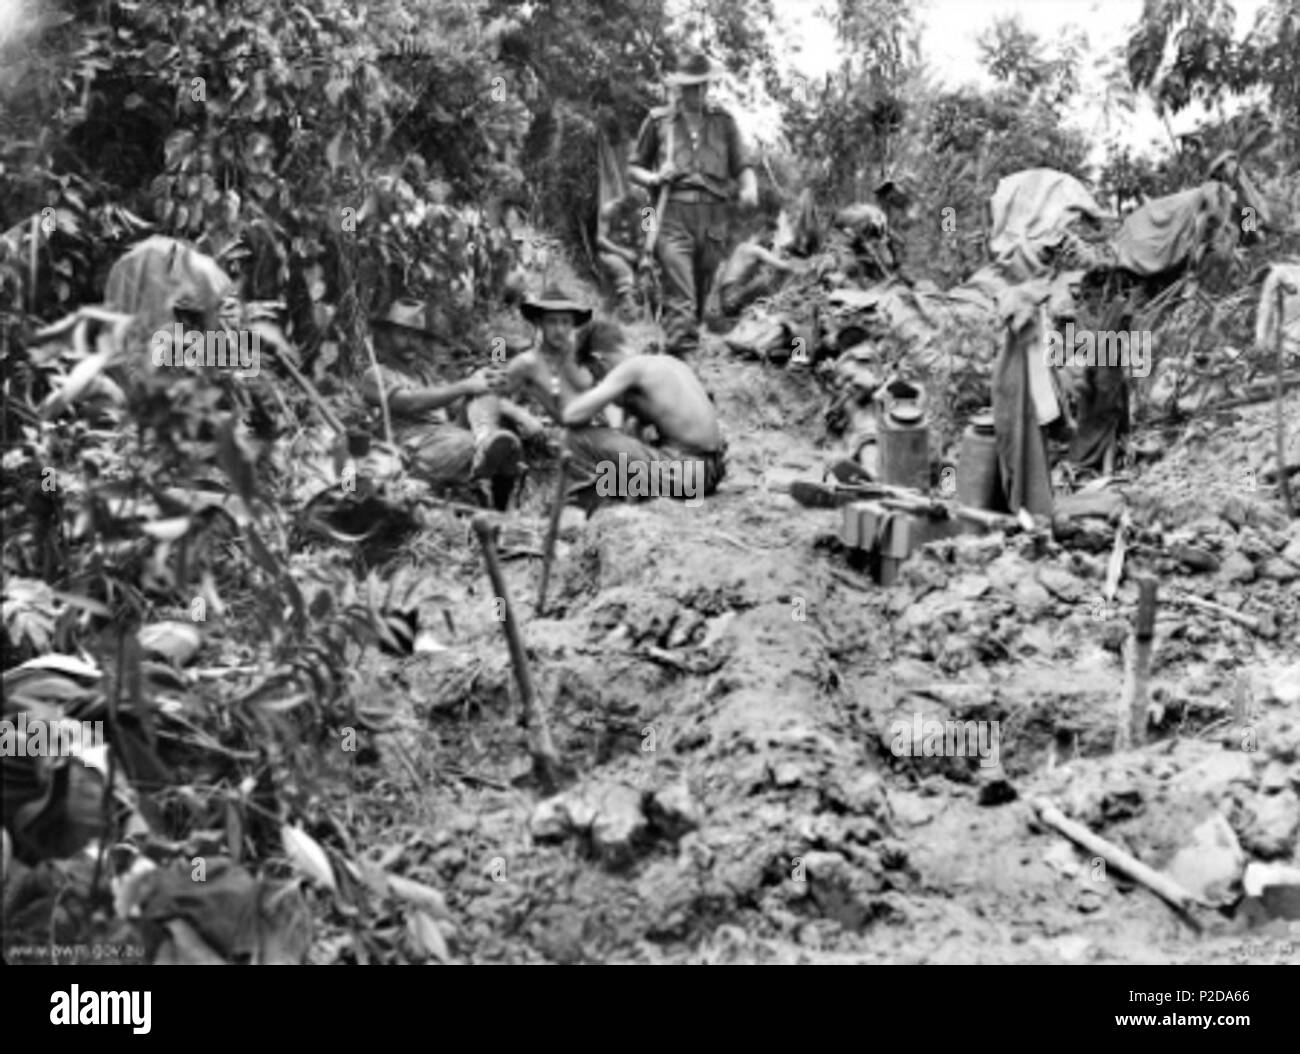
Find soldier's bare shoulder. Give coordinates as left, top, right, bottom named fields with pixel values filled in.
left=626, top=353, right=697, bottom=380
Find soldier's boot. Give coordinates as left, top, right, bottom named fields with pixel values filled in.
left=465, top=393, right=522, bottom=479
left=471, top=430, right=522, bottom=480
left=487, top=472, right=518, bottom=513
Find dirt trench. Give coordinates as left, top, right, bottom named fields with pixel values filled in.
left=339, top=332, right=1300, bottom=965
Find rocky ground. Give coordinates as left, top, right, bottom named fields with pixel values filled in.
left=324, top=327, right=1300, bottom=965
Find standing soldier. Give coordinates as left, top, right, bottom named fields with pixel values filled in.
left=629, top=49, right=758, bottom=358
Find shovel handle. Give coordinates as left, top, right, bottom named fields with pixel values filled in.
left=472, top=515, right=561, bottom=788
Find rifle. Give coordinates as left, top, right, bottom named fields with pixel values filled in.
left=638, top=87, right=677, bottom=322
left=789, top=477, right=1024, bottom=533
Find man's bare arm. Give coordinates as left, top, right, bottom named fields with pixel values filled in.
left=750, top=244, right=799, bottom=271
left=561, top=361, right=639, bottom=426
left=502, top=353, right=550, bottom=408
left=361, top=374, right=481, bottom=415
left=627, top=163, right=656, bottom=190
left=498, top=398, right=547, bottom=438
left=501, top=353, right=531, bottom=394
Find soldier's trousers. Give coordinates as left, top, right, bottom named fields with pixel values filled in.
left=656, top=197, right=731, bottom=356
left=404, top=425, right=476, bottom=484
left=404, top=396, right=509, bottom=484
left=564, top=426, right=726, bottom=501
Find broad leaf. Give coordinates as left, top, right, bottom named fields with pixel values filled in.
left=140, top=517, right=192, bottom=541
left=138, top=621, right=202, bottom=665
left=11, top=654, right=101, bottom=680
left=387, top=873, right=450, bottom=919
left=406, top=909, right=450, bottom=963
left=280, top=824, right=337, bottom=892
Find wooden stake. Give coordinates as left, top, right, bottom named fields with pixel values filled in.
left=536, top=452, right=571, bottom=615
left=415, top=492, right=499, bottom=518
left=1117, top=576, right=1157, bottom=749
left=1275, top=279, right=1298, bottom=517
left=363, top=334, right=394, bottom=450
left=1103, top=512, right=1129, bottom=602
left=1209, top=371, right=1300, bottom=410
left=273, top=349, right=347, bottom=434
left=472, top=515, right=560, bottom=791
left=1031, top=798, right=1204, bottom=924
left=1232, top=676, right=1254, bottom=726
left=1171, top=592, right=1277, bottom=638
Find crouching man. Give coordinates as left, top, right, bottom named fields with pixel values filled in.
left=597, top=187, right=650, bottom=321
left=562, top=353, right=727, bottom=507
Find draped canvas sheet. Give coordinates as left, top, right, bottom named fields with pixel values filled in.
left=105, top=234, right=234, bottom=335
left=986, top=168, right=1106, bottom=283
left=1111, top=181, right=1237, bottom=277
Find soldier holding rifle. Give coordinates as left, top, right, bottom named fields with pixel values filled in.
left=628, top=49, right=758, bottom=358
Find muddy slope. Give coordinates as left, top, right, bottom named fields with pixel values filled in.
left=335, top=333, right=1300, bottom=965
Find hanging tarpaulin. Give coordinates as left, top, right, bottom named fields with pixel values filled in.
left=105, top=234, right=233, bottom=337
left=101, top=234, right=236, bottom=382
left=986, top=169, right=1105, bottom=283
left=1111, top=182, right=1237, bottom=277
left=596, top=129, right=628, bottom=218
